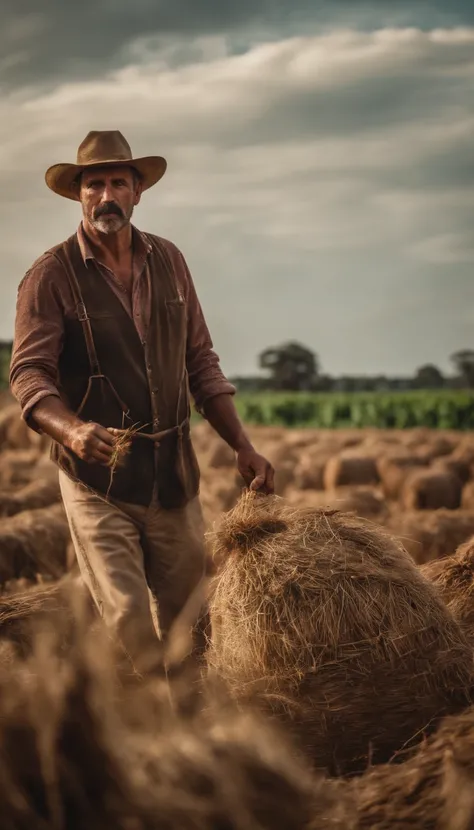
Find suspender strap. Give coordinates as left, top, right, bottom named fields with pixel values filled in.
left=54, top=245, right=102, bottom=377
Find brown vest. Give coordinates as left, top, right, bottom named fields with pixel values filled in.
left=49, top=232, right=200, bottom=508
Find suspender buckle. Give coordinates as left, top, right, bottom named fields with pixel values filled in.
left=77, top=302, right=89, bottom=322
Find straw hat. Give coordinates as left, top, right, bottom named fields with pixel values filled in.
left=45, top=130, right=167, bottom=201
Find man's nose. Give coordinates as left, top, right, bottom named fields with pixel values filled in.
left=100, top=182, right=115, bottom=202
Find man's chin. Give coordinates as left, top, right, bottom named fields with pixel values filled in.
left=92, top=217, right=127, bottom=234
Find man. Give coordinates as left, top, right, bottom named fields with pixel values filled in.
left=9, top=130, right=274, bottom=674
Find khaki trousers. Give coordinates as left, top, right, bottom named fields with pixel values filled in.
left=58, top=469, right=207, bottom=675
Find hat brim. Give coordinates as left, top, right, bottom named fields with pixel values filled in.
left=45, top=156, right=167, bottom=201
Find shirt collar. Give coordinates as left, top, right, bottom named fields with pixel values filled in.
left=76, top=222, right=152, bottom=266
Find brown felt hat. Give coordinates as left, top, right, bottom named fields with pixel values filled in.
left=45, top=130, right=167, bottom=200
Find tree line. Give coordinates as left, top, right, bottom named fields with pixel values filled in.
left=230, top=342, right=474, bottom=393
left=1, top=338, right=473, bottom=394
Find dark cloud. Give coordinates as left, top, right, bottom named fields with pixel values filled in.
left=1, top=0, right=474, bottom=89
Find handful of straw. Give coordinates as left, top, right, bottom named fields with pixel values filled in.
left=107, top=424, right=139, bottom=469
left=105, top=422, right=144, bottom=497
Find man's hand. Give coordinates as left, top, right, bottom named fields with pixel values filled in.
left=237, top=446, right=275, bottom=494
left=199, top=392, right=275, bottom=494
left=65, top=421, right=116, bottom=465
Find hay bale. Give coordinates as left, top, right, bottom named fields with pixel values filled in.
left=377, top=454, right=429, bottom=500
left=401, top=469, right=462, bottom=511
left=0, top=503, right=71, bottom=585
left=207, top=440, right=236, bottom=469
left=329, top=487, right=387, bottom=519
left=207, top=493, right=474, bottom=775
left=388, top=510, right=474, bottom=565
left=284, top=429, right=320, bottom=450
left=414, top=436, right=456, bottom=462
left=0, top=476, right=60, bottom=518
left=294, top=453, right=331, bottom=491
left=462, top=481, right=474, bottom=510
left=0, top=403, right=48, bottom=451
left=287, top=487, right=387, bottom=521
left=435, top=456, right=471, bottom=485
left=0, top=448, right=42, bottom=486
left=257, top=438, right=299, bottom=469
left=421, top=540, right=474, bottom=645
left=323, top=454, right=379, bottom=490
left=452, top=440, right=474, bottom=467
left=348, top=707, right=474, bottom=830
left=206, top=476, right=243, bottom=513
left=274, top=460, right=295, bottom=495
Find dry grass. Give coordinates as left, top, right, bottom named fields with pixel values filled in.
left=0, top=584, right=329, bottom=830
left=421, top=538, right=474, bottom=645
left=0, top=503, right=71, bottom=585
left=104, top=423, right=142, bottom=498
left=207, top=492, right=474, bottom=775
left=0, top=574, right=93, bottom=659
left=0, top=477, right=60, bottom=518
left=347, top=706, right=474, bottom=830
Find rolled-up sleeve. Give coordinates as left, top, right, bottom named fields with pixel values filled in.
left=9, top=254, right=64, bottom=429
left=164, top=242, right=236, bottom=415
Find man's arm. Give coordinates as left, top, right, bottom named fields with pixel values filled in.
left=201, top=392, right=274, bottom=493
left=170, top=245, right=274, bottom=493
left=10, top=257, right=115, bottom=465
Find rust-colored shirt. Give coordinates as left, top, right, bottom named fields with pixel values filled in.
left=9, top=223, right=235, bottom=426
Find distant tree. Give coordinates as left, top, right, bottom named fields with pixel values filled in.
left=450, top=350, right=474, bottom=388
left=316, top=374, right=334, bottom=392
left=258, top=341, right=319, bottom=391
left=413, top=364, right=445, bottom=389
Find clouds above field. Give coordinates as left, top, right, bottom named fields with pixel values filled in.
left=2, top=0, right=474, bottom=87
left=0, top=20, right=473, bottom=376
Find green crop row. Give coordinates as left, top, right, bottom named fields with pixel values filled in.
left=227, top=391, right=474, bottom=430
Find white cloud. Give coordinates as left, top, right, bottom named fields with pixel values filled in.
left=409, top=232, right=474, bottom=264
left=0, top=27, right=473, bottom=374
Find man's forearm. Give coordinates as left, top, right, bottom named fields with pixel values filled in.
left=30, top=395, right=83, bottom=448
left=201, top=393, right=253, bottom=452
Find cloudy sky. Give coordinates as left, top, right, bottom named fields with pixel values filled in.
left=1, top=1, right=473, bottom=378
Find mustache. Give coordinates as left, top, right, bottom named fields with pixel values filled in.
left=94, top=202, right=124, bottom=219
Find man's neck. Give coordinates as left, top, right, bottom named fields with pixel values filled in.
left=81, top=219, right=133, bottom=263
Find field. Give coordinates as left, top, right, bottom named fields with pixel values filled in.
left=226, top=389, right=474, bottom=430
left=1, top=392, right=474, bottom=826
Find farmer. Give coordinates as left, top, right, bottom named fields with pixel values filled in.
left=9, top=130, right=274, bottom=674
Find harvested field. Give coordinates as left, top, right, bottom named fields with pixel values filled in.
left=0, top=591, right=333, bottom=830
left=189, top=421, right=474, bottom=563
left=2, top=401, right=474, bottom=822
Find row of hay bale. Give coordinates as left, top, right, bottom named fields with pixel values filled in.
left=0, top=403, right=73, bottom=592
left=192, top=421, right=474, bottom=563
left=196, top=421, right=474, bottom=509
left=1, top=492, right=474, bottom=828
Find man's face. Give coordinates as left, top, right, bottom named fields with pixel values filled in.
left=79, top=165, right=142, bottom=234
